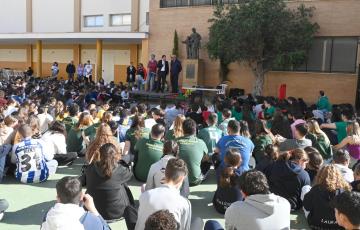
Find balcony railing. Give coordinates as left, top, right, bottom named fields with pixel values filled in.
left=160, top=0, right=241, bottom=8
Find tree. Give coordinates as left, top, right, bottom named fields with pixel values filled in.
left=207, top=0, right=319, bottom=95
left=172, top=30, right=179, bottom=57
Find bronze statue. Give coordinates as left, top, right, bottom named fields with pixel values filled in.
left=182, top=28, right=202, bottom=59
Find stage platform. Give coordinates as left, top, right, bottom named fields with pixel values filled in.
left=128, top=91, right=186, bottom=103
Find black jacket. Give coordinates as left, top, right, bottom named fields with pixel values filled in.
left=157, top=60, right=169, bottom=75
left=170, top=59, right=182, bottom=76
left=126, top=66, right=137, bottom=82
left=66, top=64, right=76, bottom=74
left=303, top=185, right=345, bottom=230
left=267, top=160, right=311, bottom=210
left=83, top=161, right=133, bottom=220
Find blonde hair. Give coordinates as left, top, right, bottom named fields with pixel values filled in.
left=315, top=164, right=352, bottom=192
left=86, top=123, right=121, bottom=163
left=173, top=114, right=185, bottom=138
left=347, top=121, right=360, bottom=145
left=307, top=119, right=331, bottom=143
left=4, top=115, right=18, bottom=127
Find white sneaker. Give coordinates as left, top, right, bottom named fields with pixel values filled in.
left=0, top=212, right=4, bottom=221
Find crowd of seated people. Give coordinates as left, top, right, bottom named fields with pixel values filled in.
left=0, top=76, right=359, bottom=230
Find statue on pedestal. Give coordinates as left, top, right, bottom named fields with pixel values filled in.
left=182, top=28, right=202, bottom=59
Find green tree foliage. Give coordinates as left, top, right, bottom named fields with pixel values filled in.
left=207, top=0, right=319, bottom=95
left=172, top=30, right=179, bottom=57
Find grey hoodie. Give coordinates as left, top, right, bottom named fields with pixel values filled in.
left=225, top=193, right=291, bottom=230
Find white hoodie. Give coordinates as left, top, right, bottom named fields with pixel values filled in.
left=225, top=193, right=291, bottom=230
left=41, top=203, right=85, bottom=230
left=145, top=155, right=175, bottom=191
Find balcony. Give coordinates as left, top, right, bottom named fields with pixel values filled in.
left=160, top=0, right=241, bottom=8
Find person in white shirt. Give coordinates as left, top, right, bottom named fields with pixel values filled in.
left=333, top=149, right=354, bottom=183
left=135, top=158, right=195, bottom=230
left=41, top=121, right=77, bottom=166
left=205, top=170, right=291, bottom=230
left=144, top=108, right=161, bottom=129
left=37, top=106, right=54, bottom=133
left=3, top=98, right=18, bottom=117
left=51, top=62, right=59, bottom=78
left=84, top=60, right=93, bottom=82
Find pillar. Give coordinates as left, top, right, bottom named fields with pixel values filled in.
left=26, top=44, right=33, bottom=68
left=141, top=39, right=149, bottom=65
left=36, top=40, right=42, bottom=77
left=131, top=0, right=140, bottom=32
left=96, top=39, right=103, bottom=82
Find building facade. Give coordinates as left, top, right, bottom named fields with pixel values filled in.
left=0, top=0, right=149, bottom=83
left=149, top=0, right=360, bottom=104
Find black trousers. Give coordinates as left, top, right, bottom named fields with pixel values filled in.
left=156, top=71, right=167, bottom=92
left=170, top=73, right=179, bottom=93
left=54, top=152, right=78, bottom=166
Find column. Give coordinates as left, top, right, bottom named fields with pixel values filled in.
left=96, top=39, right=103, bottom=82
left=36, top=40, right=42, bottom=77
left=131, top=0, right=140, bottom=32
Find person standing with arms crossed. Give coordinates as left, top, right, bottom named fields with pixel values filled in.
left=170, top=55, right=182, bottom=93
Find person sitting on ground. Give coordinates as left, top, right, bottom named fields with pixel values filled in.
left=185, top=104, right=203, bottom=126
left=306, top=119, right=332, bottom=161
left=351, top=164, right=360, bottom=192
left=331, top=191, right=360, bottom=230
left=316, top=90, right=332, bottom=112
left=263, top=98, right=276, bottom=120
left=41, top=121, right=77, bottom=166
left=97, top=102, right=110, bottom=121
left=37, top=106, right=54, bottom=133
left=0, top=199, right=9, bottom=221
left=204, top=170, right=290, bottom=230
left=219, top=108, right=235, bottom=136
left=333, top=149, right=354, bottom=183
left=63, top=104, right=80, bottom=133
left=198, top=113, right=223, bottom=156
left=123, top=115, right=151, bottom=162
left=214, top=120, right=254, bottom=171
left=144, top=108, right=161, bottom=130
left=135, top=158, right=193, bottom=230
left=11, top=124, right=57, bottom=183
left=85, top=123, right=121, bottom=164
left=321, top=109, right=353, bottom=144
left=144, top=210, right=178, bottom=230
left=302, top=165, right=352, bottom=230
left=165, top=114, right=185, bottom=141
left=289, top=110, right=306, bottom=139
left=252, top=120, right=273, bottom=163
left=145, top=140, right=190, bottom=198
left=41, top=176, right=110, bottom=230
left=81, top=143, right=134, bottom=222
left=276, top=123, right=312, bottom=152
left=66, top=112, right=93, bottom=155
left=334, top=121, right=360, bottom=167
left=255, top=144, right=279, bottom=174
left=267, top=148, right=311, bottom=210
left=304, top=146, right=324, bottom=183
left=177, top=118, right=208, bottom=186
left=213, top=149, right=244, bottom=214
left=270, top=109, right=292, bottom=139
left=134, top=124, right=165, bottom=182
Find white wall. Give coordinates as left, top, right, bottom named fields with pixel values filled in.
left=32, top=0, right=74, bottom=33
left=0, top=49, right=27, bottom=62
left=139, top=0, right=149, bottom=32
left=0, top=0, right=27, bottom=33
left=81, top=0, right=132, bottom=32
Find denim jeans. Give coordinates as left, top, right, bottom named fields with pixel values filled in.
left=0, top=144, right=12, bottom=182
left=147, top=72, right=156, bottom=91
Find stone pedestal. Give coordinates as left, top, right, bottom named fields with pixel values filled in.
left=182, top=59, right=203, bottom=87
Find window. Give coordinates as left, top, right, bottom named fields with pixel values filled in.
left=275, top=37, right=358, bottom=73
left=110, top=14, right=132, bottom=26
left=84, top=15, right=104, bottom=27
left=146, top=12, right=149, bottom=25
left=191, top=0, right=212, bottom=6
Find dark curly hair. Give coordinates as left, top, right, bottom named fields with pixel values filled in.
left=144, top=210, right=178, bottom=230
left=239, top=170, right=270, bottom=196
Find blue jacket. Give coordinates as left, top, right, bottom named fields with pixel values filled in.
left=170, top=59, right=182, bottom=75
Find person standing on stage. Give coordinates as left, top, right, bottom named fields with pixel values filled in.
left=84, top=60, right=93, bottom=82
left=156, top=55, right=169, bottom=93
left=66, top=60, right=76, bottom=82
left=170, top=55, right=182, bottom=93
left=127, top=62, right=137, bottom=88
left=147, top=54, right=158, bottom=92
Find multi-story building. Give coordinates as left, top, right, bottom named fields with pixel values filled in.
left=0, top=0, right=149, bottom=83
left=149, top=0, right=360, bottom=105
